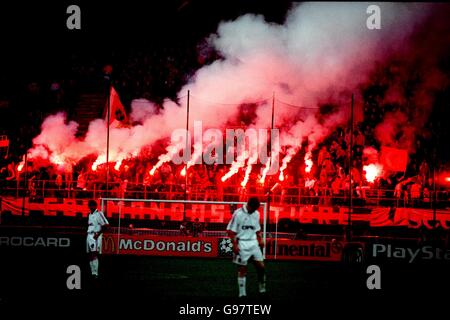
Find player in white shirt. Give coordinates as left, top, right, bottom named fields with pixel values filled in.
left=86, top=199, right=109, bottom=278
left=227, top=197, right=266, bottom=297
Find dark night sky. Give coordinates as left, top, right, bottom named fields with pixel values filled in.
left=0, top=1, right=449, bottom=164
left=0, top=1, right=292, bottom=85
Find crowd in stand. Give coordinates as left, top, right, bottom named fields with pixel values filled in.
left=0, top=45, right=448, bottom=208
left=0, top=122, right=448, bottom=209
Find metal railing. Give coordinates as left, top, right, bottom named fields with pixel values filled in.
left=0, top=179, right=448, bottom=208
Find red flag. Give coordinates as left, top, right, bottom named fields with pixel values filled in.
left=106, top=86, right=129, bottom=127
left=0, top=135, right=9, bottom=148
left=353, top=100, right=364, bottom=124
left=380, top=146, right=408, bottom=172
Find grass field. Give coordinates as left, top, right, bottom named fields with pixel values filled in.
left=1, top=252, right=358, bottom=299
left=0, top=221, right=448, bottom=317
left=99, top=256, right=358, bottom=299
left=2, top=248, right=449, bottom=316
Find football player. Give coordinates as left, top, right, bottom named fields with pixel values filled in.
left=227, top=197, right=266, bottom=297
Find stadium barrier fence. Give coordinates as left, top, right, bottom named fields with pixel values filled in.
left=2, top=179, right=448, bottom=209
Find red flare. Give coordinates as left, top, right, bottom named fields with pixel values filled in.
left=363, top=163, right=382, bottom=183
left=304, top=152, right=313, bottom=173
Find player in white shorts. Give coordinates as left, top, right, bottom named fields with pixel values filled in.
left=86, top=199, right=109, bottom=279
left=227, top=197, right=266, bottom=297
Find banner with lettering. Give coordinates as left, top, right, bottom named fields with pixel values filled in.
left=103, top=234, right=344, bottom=261
left=102, top=234, right=218, bottom=257
left=3, top=197, right=449, bottom=230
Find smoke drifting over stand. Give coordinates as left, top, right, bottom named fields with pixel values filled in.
left=27, top=3, right=446, bottom=177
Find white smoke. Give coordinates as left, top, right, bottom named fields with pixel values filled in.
left=28, top=3, right=435, bottom=168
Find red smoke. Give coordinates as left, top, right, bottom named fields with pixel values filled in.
left=24, top=3, right=447, bottom=182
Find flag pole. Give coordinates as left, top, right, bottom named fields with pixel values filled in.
left=347, top=93, right=354, bottom=242
left=269, top=92, right=276, bottom=245
left=183, top=90, right=190, bottom=220
left=106, top=81, right=111, bottom=207
left=21, top=152, right=28, bottom=217
left=432, top=134, right=437, bottom=231
left=266, top=92, right=275, bottom=232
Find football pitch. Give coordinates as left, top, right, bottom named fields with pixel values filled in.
left=1, top=253, right=359, bottom=300
left=99, top=256, right=358, bottom=299
left=2, top=248, right=450, bottom=318
left=2, top=250, right=448, bottom=304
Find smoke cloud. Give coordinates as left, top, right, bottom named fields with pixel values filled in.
left=27, top=3, right=441, bottom=171
left=373, top=4, right=449, bottom=153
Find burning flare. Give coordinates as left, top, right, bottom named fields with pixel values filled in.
left=150, top=141, right=185, bottom=175
left=363, top=163, right=383, bottom=183
left=259, top=141, right=280, bottom=184
left=304, top=151, right=313, bottom=173
left=279, top=147, right=297, bottom=181
left=221, top=150, right=249, bottom=182
left=114, top=159, right=123, bottom=171
left=241, top=151, right=258, bottom=188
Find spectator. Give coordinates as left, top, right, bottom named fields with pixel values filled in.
left=410, top=181, right=422, bottom=207
left=191, top=218, right=203, bottom=237
left=354, top=130, right=365, bottom=147
left=403, top=189, right=409, bottom=207
left=317, top=146, right=330, bottom=167
left=318, top=168, right=330, bottom=205
left=5, top=163, right=16, bottom=181
left=331, top=175, right=342, bottom=205
left=394, top=182, right=403, bottom=207
left=55, top=172, right=63, bottom=189
left=322, top=156, right=335, bottom=177
left=180, top=219, right=188, bottom=236
left=64, top=164, right=73, bottom=187
left=76, top=169, right=87, bottom=190
left=419, top=160, right=429, bottom=183
left=335, top=145, right=347, bottom=167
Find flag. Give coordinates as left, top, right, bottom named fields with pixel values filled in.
left=353, top=99, right=364, bottom=124
left=0, top=135, right=9, bottom=148
left=380, top=146, right=408, bottom=172
left=105, top=86, right=129, bottom=128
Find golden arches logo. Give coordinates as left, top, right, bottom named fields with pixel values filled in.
left=102, top=235, right=116, bottom=253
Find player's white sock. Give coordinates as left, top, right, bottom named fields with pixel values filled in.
left=258, top=274, right=266, bottom=293
left=90, top=258, right=99, bottom=276
left=238, top=277, right=246, bottom=297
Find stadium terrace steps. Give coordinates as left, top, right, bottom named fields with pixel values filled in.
left=71, top=93, right=106, bottom=138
